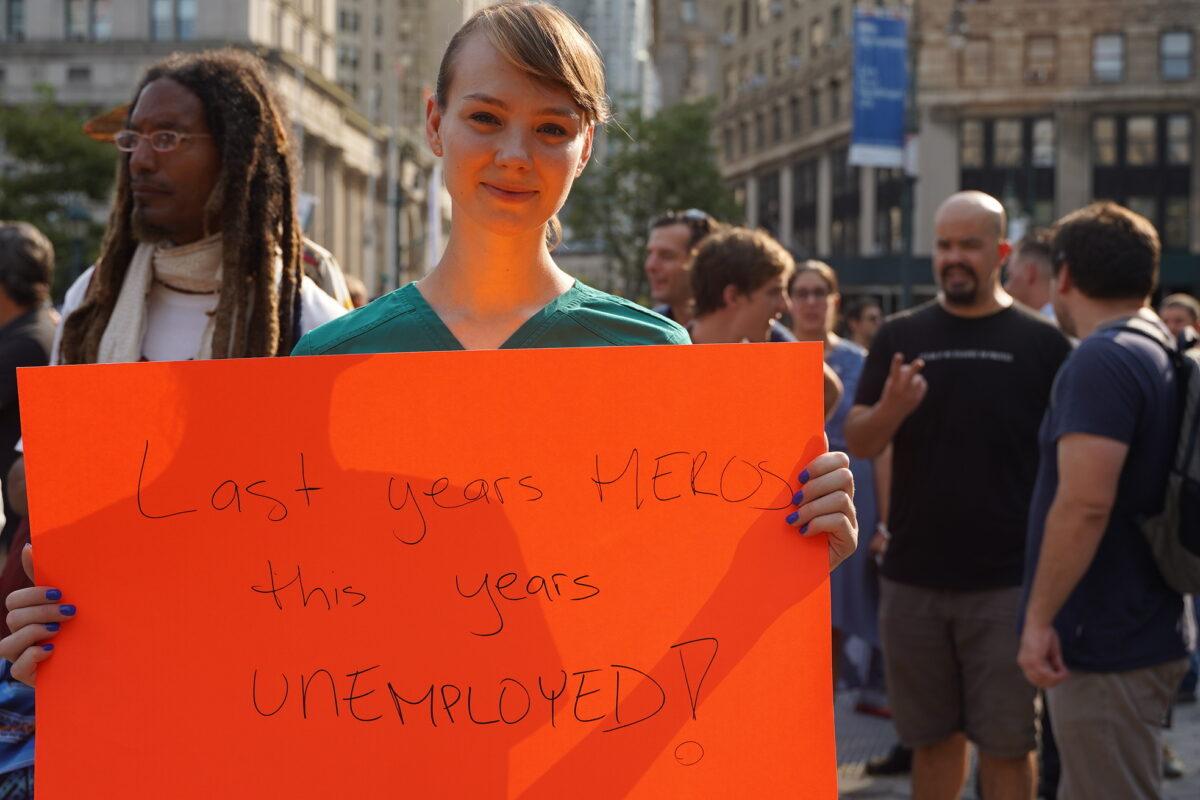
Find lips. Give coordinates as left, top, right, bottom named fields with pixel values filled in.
left=482, top=182, right=537, bottom=201
left=131, top=183, right=171, bottom=200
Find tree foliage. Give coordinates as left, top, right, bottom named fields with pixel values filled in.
left=564, top=98, right=739, bottom=301
left=0, top=87, right=117, bottom=299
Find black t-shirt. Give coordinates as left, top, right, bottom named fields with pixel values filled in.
left=1022, top=322, right=1186, bottom=671
left=854, top=301, right=1071, bottom=590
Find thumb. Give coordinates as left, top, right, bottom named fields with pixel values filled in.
left=21, top=543, right=33, bottom=583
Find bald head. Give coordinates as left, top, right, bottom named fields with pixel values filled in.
left=935, top=191, right=1007, bottom=239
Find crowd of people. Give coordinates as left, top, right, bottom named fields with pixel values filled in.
left=0, top=2, right=1196, bottom=799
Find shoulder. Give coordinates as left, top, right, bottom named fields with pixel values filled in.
left=560, top=283, right=691, bottom=345
left=831, top=338, right=866, bottom=364
left=298, top=276, right=348, bottom=333
left=61, top=266, right=96, bottom=318
left=293, top=283, right=420, bottom=355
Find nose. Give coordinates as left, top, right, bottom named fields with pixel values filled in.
left=127, top=136, right=157, bottom=175
left=494, top=128, right=532, bottom=170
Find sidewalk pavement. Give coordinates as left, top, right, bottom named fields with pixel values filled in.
left=835, top=690, right=1200, bottom=799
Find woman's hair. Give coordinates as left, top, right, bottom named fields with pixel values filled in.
left=787, top=259, right=839, bottom=297
left=59, top=49, right=302, bottom=364
left=435, top=2, right=609, bottom=248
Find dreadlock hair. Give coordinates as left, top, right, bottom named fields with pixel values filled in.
left=59, top=48, right=302, bottom=364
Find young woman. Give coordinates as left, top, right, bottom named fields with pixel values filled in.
left=789, top=261, right=887, bottom=699
left=1, top=2, right=856, bottom=685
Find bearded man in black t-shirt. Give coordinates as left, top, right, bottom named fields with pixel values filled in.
left=845, top=191, right=1071, bottom=800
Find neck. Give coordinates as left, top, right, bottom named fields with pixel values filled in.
left=420, top=218, right=571, bottom=316
left=668, top=300, right=693, bottom=326
left=0, top=297, right=30, bottom=329
left=939, top=284, right=1013, bottom=319
left=1071, top=297, right=1149, bottom=339
left=689, top=310, right=737, bottom=344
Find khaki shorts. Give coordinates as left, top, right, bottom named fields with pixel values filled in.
left=1047, top=658, right=1189, bottom=800
left=879, top=578, right=1038, bottom=758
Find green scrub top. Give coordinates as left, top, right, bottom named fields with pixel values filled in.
left=291, top=281, right=691, bottom=355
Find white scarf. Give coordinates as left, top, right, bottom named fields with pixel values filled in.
left=96, top=234, right=224, bottom=363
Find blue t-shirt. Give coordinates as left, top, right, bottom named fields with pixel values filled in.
left=1022, top=320, right=1187, bottom=672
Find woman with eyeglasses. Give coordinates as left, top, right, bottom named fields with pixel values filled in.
left=789, top=261, right=891, bottom=705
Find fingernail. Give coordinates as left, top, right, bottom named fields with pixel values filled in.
left=785, top=511, right=799, bottom=525
left=45, top=623, right=59, bottom=632
left=45, top=589, right=61, bottom=602
left=800, top=523, right=810, bottom=534
left=791, top=490, right=804, bottom=505
left=42, top=644, right=53, bottom=652
left=799, top=469, right=811, bottom=483
left=58, top=605, right=76, bottom=617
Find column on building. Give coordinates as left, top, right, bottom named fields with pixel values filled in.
left=745, top=174, right=760, bottom=228
left=779, top=162, right=795, bottom=248
left=816, top=151, right=832, bottom=256
left=913, top=108, right=959, bottom=255
left=325, top=147, right=346, bottom=267
left=1191, top=111, right=1200, bottom=253
left=1056, top=106, right=1091, bottom=220
left=304, top=138, right=327, bottom=244
left=859, top=165, right=876, bottom=256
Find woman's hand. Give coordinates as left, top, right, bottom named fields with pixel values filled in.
left=0, top=544, right=73, bottom=686
left=785, top=450, right=858, bottom=571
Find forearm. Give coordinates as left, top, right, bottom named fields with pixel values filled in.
left=844, top=404, right=906, bottom=459
left=822, top=362, right=843, bottom=420
left=872, top=445, right=892, bottom=522
left=1024, top=498, right=1109, bottom=627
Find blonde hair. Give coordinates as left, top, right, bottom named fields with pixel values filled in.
left=435, top=3, right=609, bottom=249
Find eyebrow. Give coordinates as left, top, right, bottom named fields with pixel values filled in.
left=461, top=93, right=579, bottom=119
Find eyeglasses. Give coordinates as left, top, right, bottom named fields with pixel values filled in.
left=791, top=287, right=831, bottom=303
left=114, top=129, right=212, bottom=153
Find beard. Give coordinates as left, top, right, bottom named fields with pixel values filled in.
left=940, top=263, right=980, bottom=306
left=131, top=206, right=172, bottom=244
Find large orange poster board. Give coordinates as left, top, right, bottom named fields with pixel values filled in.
left=19, top=343, right=834, bottom=798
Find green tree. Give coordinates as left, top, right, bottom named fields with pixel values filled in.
left=564, top=98, right=739, bottom=302
left=0, top=87, right=117, bottom=300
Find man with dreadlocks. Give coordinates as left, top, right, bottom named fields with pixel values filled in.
left=54, top=48, right=345, bottom=365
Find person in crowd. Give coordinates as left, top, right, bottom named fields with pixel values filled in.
left=686, top=228, right=843, bottom=417
left=0, top=224, right=56, bottom=549
left=1004, top=229, right=1056, bottom=320
left=644, top=209, right=796, bottom=342
left=843, top=296, right=883, bottom=350
left=1160, top=292, right=1200, bottom=345
left=301, top=238, right=355, bottom=310
left=0, top=4, right=857, bottom=688
left=345, top=275, right=369, bottom=309
left=845, top=191, right=1072, bottom=800
left=1018, top=202, right=1190, bottom=800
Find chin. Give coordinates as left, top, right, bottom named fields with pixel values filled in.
left=131, top=212, right=171, bottom=244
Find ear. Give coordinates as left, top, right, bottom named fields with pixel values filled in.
left=575, top=123, right=595, bottom=177
left=721, top=283, right=741, bottom=309
left=1054, top=261, right=1072, bottom=295
left=425, top=95, right=444, bottom=158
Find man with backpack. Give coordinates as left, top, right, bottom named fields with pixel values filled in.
left=1018, top=201, right=1197, bottom=800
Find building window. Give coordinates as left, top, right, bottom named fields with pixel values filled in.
left=830, top=6, right=843, bottom=41
left=1024, top=35, right=1056, bottom=84
left=2, top=0, right=25, bottom=41
left=771, top=38, right=783, bottom=77
left=66, top=65, right=91, bottom=84
left=682, top=0, right=698, bottom=24
left=92, top=0, right=112, bottom=39
left=1126, top=116, right=1157, bottom=166
left=151, top=0, right=195, bottom=41
left=829, top=80, right=841, bottom=121
left=723, top=127, right=734, bottom=161
left=1092, top=34, right=1124, bottom=83
left=758, top=170, right=781, bottom=237
left=960, top=38, right=991, bottom=87
left=771, top=104, right=782, bottom=143
left=789, top=95, right=801, bottom=136
left=876, top=169, right=905, bottom=255
left=810, top=87, right=821, bottom=129
left=793, top=159, right=818, bottom=255
left=993, top=120, right=1024, bottom=167
left=66, top=0, right=88, bottom=40
left=831, top=147, right=860, bottom=257
left=754, top=111, right=765, bottom=149
left=739, top=119, right=749, bottom=156
left=740, top=0, right=750, bottom=36
left=66, top=0, right=113, bottom=40
left=1032, top=118, right=1055, bottom=167
left=1092, top=113, right=1193, bottom=251
left=790, top=27, right=802, bottom=67
left=1167, top=114, right=1192, bottom=165
left=810, top=17, right=825, bottom=53
left=1161, top=31, right=1193, bottom=81
left=960, top=120, right=984, bottom=168
left=1093, top=117, right=1117, bottom=166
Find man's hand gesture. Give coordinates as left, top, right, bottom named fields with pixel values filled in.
left=880, top=353, right=927, bottom=418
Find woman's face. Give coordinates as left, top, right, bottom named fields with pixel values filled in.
left=426, top=32, right=594, bottom=239
left=789, top=271, right=838, bottom=336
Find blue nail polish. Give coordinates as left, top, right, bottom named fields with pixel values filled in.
left=785, top=511, right=799, bottom=525
left=45, top=623, right=60, bottom=632
left=800, top=523, right=810, bottom=534
left=59, top=605, right=76, bottom=617
left=791, top=490, right=804, bottom=505
left=42, top=644, right=53, bottom=652
left=45, top=589, right=61, bottom=602
left=799, top=469, right=811, bottom=484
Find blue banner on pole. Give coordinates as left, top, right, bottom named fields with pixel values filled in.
left=849, top=9, right=909, bottom=168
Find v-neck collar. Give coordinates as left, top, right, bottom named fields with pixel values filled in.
left=405, top=281, right=581, bottom=350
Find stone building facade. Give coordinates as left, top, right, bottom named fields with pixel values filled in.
left=716, top=0, right=1200, bottom=300
left=0, top=0, right=383, bottom=289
